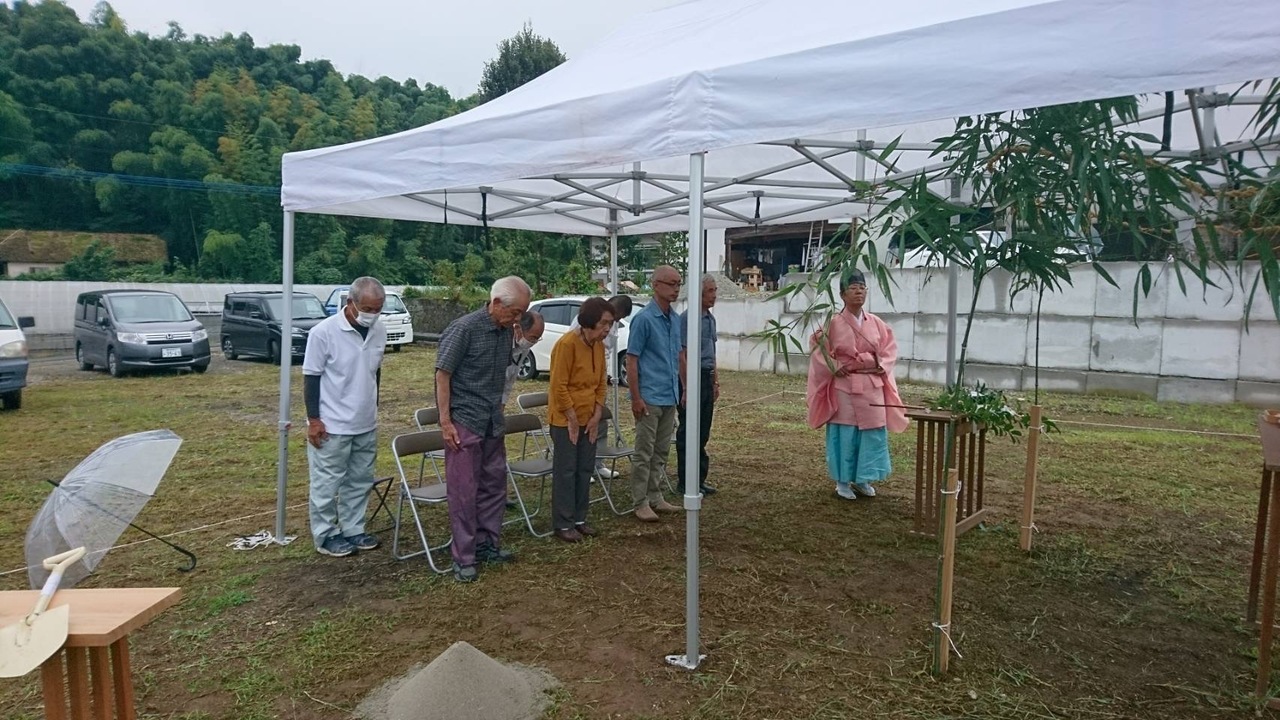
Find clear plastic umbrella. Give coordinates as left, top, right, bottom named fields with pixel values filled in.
left=24, top=430, right=184, bottom=589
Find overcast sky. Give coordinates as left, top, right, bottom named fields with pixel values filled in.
left=60, top=0, right=679, bottom=97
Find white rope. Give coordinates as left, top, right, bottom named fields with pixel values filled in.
left=1055, top=419, right=1255, bottom=440
left=0, top=502, right=307, bottom=578
left=932, top=621, right=964, bottom=658
left=1020, top=522, right=1041, bottom=533
left=227, top=530, right=296, bottom=550
left=940, top=482, right=963, bottom=496
left=717, top=390, right=794, bottom=411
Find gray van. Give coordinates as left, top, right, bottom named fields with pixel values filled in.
left=220, top=291, right=327, bottom=364
left=74, top=290, right=212, bottom=377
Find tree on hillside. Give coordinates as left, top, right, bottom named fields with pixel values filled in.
left=478, top=23, right=566, bottom=101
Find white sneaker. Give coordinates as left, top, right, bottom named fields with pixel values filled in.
left=596, top=465, right=619, bottom=479
left=853, top=483, right=877, bottom=497
left=836, top=484, right=857, bottom=501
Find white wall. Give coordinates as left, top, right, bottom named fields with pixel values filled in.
left=705, top=262, right=1280, bottom=405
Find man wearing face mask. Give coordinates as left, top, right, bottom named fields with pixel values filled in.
left=302, top=276, right=387, bottom=558
left=502, top=311, right=544, bottom=407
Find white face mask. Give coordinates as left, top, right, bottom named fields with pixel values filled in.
left=355, top=311, right=379, bottom=328
left=516, top=337, right=534, bottom=351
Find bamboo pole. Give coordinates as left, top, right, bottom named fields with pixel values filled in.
left=1019, top=405, right=1043, bottom=551
left=1256, top=473, right=1280, bottom=699
left=934, top=466, right=961, bottom=675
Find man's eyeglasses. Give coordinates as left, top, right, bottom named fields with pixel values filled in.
left=655, top=279, right=682, bottom=288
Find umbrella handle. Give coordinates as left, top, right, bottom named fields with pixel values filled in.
left=31, top=547, right=86, bottom=618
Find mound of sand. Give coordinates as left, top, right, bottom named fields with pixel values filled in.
left=355, top=641, right=556, bottom=720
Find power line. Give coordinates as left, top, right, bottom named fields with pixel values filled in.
left=11, top=100, right=230, bottom=140
left=0, top=163, right=279, bottom=197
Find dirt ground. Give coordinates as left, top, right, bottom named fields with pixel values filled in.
left=1, top=345, right=1274, bottom=719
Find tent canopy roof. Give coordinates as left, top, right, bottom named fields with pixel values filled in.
left=280, top=0, right=1280, bottom=236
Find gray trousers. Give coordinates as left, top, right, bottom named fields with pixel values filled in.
left=551, top=425, right=596, bottom=530
left=306, top=429, right=378, bottom=548
left=632, top=404, right=677, bottom=506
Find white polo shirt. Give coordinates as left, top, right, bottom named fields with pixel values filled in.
left=302, top=311, right=387, bottom=436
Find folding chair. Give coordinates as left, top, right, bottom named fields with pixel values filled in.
left=504, top=412, right=554, bottom=538
left=594, top=405, right=637, bottom=515
left=412, top=407, right=447, bottom=483
left=515, top=392, right=551, bottom=437
left=389, top=430, right=452, bottom=574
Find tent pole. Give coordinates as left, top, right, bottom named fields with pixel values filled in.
left=609, top=211, right=621, bottom=442
left=275, top=210, right=296, bottom=541
left=667, top=152, right=705, bottom=671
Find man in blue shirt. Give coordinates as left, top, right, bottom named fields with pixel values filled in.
left=676, top=274, right=719, bottom=496
left=625, top=265, right=684, bottom=522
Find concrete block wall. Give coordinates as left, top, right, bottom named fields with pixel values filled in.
left=710, top=262, right=1280, bottom=405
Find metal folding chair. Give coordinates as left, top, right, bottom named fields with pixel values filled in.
left=389, top=430, right=452, bottom=574
left=594, top=405, right=637, bottom=515
left=504, top=412, right=554, bottom=538
left=412, top=407, right=447, bottom=483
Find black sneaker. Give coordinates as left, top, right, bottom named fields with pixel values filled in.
left=476, top=541, right=516, bottom=564
left=317, top=535, right=356, bottom=557
left=453, top=562, right=478, bottom=583
left=344, top=533, right=380, bottom=550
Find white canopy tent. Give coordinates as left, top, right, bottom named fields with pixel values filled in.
left=279, top=0, right=1280, bottom=670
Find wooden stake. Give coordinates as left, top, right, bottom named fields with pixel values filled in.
left=934, top=467, right=960, bottom=675
left=1019, top=405, right=1043, bottom=551
left=1258, top=475, right=1280, bottom=699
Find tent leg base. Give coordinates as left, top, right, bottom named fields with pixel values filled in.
left=664, top=654, right=705, bottom=670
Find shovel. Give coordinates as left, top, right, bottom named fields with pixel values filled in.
left=0, top=547, right=86, bottom=678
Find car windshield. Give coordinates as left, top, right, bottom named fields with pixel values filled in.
left=108, top=294, right=192, bottom=323
left=382, top=294, right=407, bottom=314
left=267, top=295, right=327, bottom=320
left=0, top=301, right=14, bottom=329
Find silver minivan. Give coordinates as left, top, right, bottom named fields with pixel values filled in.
left=74, top=290, right=212, bottom=377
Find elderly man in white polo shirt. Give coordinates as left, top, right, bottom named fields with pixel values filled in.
left=303, top=276, right=387, bottom=557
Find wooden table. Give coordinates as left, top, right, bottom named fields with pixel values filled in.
left=0, top=588, right=182, bottom=720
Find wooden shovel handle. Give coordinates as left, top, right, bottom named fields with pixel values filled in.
left=31, top=547, right=86, bottom=617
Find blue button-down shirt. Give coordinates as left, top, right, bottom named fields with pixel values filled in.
left=676, top=310, right=717, bottom=370
left=627, top=301, right=680, bottom=406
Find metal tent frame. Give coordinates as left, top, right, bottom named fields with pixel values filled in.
left=277, top=0, right=1280, bottom=672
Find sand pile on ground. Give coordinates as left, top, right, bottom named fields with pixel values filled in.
left=355, top=641, right=556, bottom=720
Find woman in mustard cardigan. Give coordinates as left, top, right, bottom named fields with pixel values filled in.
left=548, top=297, right=616, bottom=542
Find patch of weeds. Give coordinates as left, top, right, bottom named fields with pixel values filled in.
left=227, top=654, right=284, bottom=716
left=1033, top=533, right=1111, bottom=583
left=206, top=588, right=254, bottom=618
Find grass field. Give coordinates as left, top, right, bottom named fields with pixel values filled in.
left=0, top=345, right=1275, bottom=719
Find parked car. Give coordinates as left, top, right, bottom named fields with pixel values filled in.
left=220, top=292, right=328, bottom=364
left=325, top=287, right=414, bottom=351
left=523, top=296, right=642, bottom=382
left=74, top=290, right=211, bottom=377
left=0, top=295, right=35, bottom=410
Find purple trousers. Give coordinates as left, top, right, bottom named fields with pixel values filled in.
left=445, top=423, right=509, bottom=567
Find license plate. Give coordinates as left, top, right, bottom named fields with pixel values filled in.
left=162, top=347, right=182, bottom=358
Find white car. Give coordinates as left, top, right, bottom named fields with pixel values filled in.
left=522, top=296, right=642, bottom=383
left=379, top=292, right=415, bottom=351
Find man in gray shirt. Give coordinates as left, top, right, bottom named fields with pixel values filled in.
left=435, top=276, right=531, bottom=582
left=676, top=274, right=720, bottom=496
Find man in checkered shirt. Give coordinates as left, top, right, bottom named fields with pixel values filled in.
left=435, top=275, right=532, bottom=583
